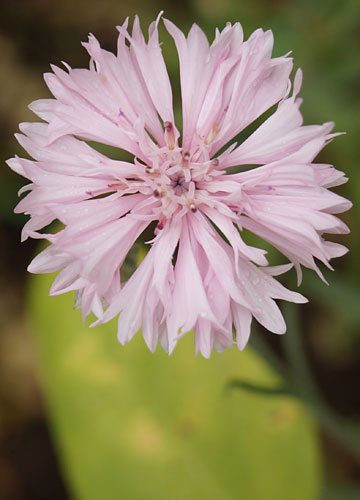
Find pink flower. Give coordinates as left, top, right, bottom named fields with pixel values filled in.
left=8, top=14, right=351, bottom=357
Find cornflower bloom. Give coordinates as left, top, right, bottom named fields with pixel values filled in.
left=8, top=14, right=351, bottom=357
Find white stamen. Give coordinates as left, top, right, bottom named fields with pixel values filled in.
left=164, top=121, right=175, bottom=150
left=205, top=124, right=219, bottom=144
left=189, top=203, right=197, bottom=213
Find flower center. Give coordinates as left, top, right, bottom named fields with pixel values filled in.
left=170, top=173, right=188, bottom=196
left=141, top=145, right=221, bottom=222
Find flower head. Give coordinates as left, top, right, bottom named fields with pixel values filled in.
left=8, top=14, right=351, bottom=357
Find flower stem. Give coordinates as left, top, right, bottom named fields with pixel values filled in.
left=250, top=308, right=360, bottom=463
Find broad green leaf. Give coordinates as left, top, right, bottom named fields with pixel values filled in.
left=29, top=272, right=321, bottom=500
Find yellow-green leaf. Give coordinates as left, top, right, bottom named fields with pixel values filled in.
left=28, top=272, right=321, bottom=500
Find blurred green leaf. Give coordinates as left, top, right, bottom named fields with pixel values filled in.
left=29, top=272, right=321, bottom=500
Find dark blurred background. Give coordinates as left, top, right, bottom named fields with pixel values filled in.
left=0, top=0, right=359, bottom=499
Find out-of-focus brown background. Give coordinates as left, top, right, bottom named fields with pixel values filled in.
left=0, top=1, right=359, bottom=499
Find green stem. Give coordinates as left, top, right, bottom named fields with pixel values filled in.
left=250, top=308, right=360, bottom=462
left=307, top=400, right=360, bottom=461
left=281, top=304, right=322, bottom=404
